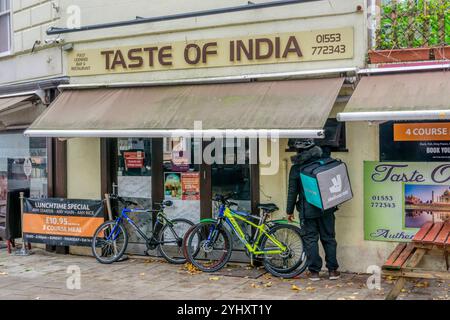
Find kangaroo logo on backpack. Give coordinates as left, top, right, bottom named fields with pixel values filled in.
left=300, top=158, right=353, bottom=211
left=329, top=175, right=342, bottom=194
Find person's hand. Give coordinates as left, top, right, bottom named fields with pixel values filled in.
left=287, top=214, right=295, bottom=222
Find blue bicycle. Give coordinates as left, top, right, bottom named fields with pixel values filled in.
left=91, top=194, right=194, bottom=264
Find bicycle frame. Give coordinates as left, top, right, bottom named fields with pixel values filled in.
left=211, top=204, right=287, bottom=255
left=107, top=207, right=176, bottom=245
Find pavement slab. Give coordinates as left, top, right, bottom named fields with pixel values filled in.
left=0, top=248, right=448, bottom=300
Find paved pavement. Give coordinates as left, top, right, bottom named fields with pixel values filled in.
left=0, top=248, right=448, bottom=300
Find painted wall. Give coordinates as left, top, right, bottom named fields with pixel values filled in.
left=67, top=138, right=101, bottom=200
left=0, top=0, right=63, bottom=85
left=57, top=0, right=367, bottom=83
left=258, top=104, right=396, bottom=273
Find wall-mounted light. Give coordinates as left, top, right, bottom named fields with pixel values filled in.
left=62, top=43, right=74, bottom=52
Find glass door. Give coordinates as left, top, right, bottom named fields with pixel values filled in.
left=210, top=138, right=257, bottom=251
left=116, top=138, right=152, bottom=254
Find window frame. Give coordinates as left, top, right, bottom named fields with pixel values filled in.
left=0, top=0, right=12, bottom=58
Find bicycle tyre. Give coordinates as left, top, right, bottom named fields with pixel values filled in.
left=264, top=255, right=308, bottom=279
left=91, top=220, right=128, bottom=264
left=186, top=221, right=233, bottom=273
left=182, top=224, right=200, bottom=263
left=260, top=223, right=306, bottom=274
left=157, top=218, right=194, bottom=264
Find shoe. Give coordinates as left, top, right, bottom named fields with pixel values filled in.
left=308, top=271, right=321, bottom=281
left=329, top=270, right=341, bottom=280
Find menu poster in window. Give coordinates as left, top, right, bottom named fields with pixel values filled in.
left=380, top=121, right=450, bottom=161
left=164, top=173, right=182, bottom=200
left=123, top=151, right=145, bottom=169
left=181, top=172, right=200, bottom=200
left=364, top=161, right=450, bottom=242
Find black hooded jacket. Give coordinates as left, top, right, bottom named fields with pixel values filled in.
left=286, top=146, right=335, bottom=219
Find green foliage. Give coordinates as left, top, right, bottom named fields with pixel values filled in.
left=376, top=0, right=450, bottom=49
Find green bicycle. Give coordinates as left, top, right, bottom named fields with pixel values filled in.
left=184, top=193, right=307, bottom=278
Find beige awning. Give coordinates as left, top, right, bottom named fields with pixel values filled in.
left=26, top=78, right=344, bottom=138
left=0, top=95, right=33, bottom=114
left=0, top=95, right=44, bottom=130
left=338, top=71, right=450, bottom=121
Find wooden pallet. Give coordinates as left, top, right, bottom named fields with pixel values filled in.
left=382, top=221, right=449, bottom=300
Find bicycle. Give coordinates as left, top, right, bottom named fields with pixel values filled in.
left=92, top=194, right=194, bottom=264
left=184, top=193, right=307, bottom=278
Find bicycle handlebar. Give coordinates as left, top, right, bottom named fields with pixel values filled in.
left=108, top=194, right=138, bottom=207
left=213, top=193, right=238, bottom=204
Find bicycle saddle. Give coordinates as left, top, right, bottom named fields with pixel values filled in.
left=162, top=200, right=173, bottom=207
left=257, top=203, right=279, bottom=213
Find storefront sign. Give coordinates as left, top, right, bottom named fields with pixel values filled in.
left=181, top=172, right=200, bottom=200
left=380, top=121, right=450, bottom=162
left=393, top=122, right=450, bottom=142
left=364, top=161, right=450, bottom=242
left=123, top=151, right=145, bottom=169
left=23, top=198, right=104, bottom=246
left=68, top=27, right=354, bottom=76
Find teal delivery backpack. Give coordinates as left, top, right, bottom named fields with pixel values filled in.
left=300, top=158, right=353, bottom=210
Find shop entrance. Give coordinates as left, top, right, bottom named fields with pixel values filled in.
left=104, top=137, right=259, bottom=256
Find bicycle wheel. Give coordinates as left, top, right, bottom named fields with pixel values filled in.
left=91, top=220, right=128, bottom=264
left=182, top=224, right=201, bottom=263
left=264, top=254, right=308, bottom=279
left=260, top=224, right=306, bottom=275
left=186, top=221, right=232, bottom=272
left=157, top=218, right=194, bottom=264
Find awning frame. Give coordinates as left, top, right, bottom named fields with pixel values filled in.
left=337, top=110, right=450, bottom=122
left=25, top=129, right=325, bottom=139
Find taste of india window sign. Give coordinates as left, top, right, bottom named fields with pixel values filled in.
left=364, top=161, right=450, bottom=242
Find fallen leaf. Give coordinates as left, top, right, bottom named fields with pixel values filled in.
left=263, top=282, right=273, bottom=288
left=139, top=272, right=145, bottom=276
left=182, top=263, right=201, bottom=275
left=250, top=283, right=260, bottom=289
left=348, top=296, right=356, bottom=300
left=209, top=276, right=220, bottom=281
left=415, top=281, right=429, bottom=288
left=306, top=286, right=316, bottom=291
left=0, top=272, right=7, bottom=276
left=291, top=284, right=302, bottom=291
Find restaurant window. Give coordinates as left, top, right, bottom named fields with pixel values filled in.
left=211, top=138, right=253, bottom=211
left=0, top=0, right=11, bottom=55
left=286, top=119, right=347, bottom=153
left=0, top=133, right=48, bottom=225
left=163, top=137, right=201, bottom=223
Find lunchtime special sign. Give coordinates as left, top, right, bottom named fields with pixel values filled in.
left=68, top=27, right=354, bottom=76
left=23, top=198, right=104, bottom=246
left=364, top=161, right=450, bottom=242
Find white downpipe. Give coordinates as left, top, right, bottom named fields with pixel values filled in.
left=24, top=129, right=325, bottom=139
left=337, top=110, right=450, bottom=122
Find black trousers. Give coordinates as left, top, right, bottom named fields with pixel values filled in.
left=302, top=213, right=339, bottom=273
